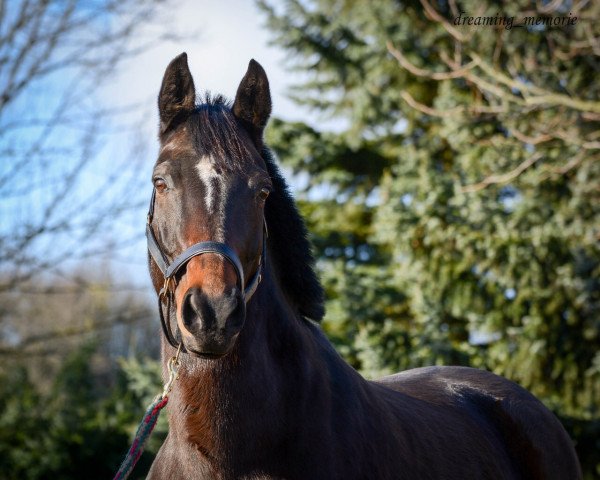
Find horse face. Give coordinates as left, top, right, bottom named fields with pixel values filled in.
left=150, top=54, right=271, bottom=357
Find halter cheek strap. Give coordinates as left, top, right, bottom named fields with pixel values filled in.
left=146, top=188, right=267, bottom=350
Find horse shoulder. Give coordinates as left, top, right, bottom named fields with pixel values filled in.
left=375, top=366, right=582, bottom=480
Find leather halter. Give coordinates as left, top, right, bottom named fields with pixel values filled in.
left=146, top=188, right=267, bottom=350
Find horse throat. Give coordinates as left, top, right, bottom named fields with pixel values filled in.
left=162, top=266, right=307, bottom=468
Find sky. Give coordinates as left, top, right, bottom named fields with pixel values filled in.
left=105, top=0, right=304, bottom=144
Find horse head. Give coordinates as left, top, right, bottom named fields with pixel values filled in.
left=147, top=53, right=272, bottom=358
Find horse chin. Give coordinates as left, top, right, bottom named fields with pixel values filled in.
left=181, top=333, right=238, bottom=359
left=187, top=349, right=227, bottom=360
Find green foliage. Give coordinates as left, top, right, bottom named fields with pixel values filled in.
left=260, top=0, right=599, bottom=476
left=0, top=344, right=163, bottom=479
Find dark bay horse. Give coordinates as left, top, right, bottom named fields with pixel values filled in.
left=145, top=53, right=581, bottom=479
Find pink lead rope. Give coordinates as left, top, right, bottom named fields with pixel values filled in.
left=113, top=346, right=181, bottom=480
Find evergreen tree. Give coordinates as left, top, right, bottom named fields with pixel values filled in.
left=259, top=1, right=599, bottom=476
left=0, top=344, right=164, bottom=480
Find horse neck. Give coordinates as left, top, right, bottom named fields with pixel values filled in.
left=160, top=260, right=364, bottom=463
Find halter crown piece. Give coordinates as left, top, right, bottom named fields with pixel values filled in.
left=145, top=188, right=267, bottom=349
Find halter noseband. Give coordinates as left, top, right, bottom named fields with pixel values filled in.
left=146, top=188, right=267, bottom=350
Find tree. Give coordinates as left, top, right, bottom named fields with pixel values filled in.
left=0, top=342, right=164, bottom=479
left=0, top=266, right=160, bottom=391
left=0, top=0, right=188, bottom=292
left=259, top=0, right=599, bottom=476
left=0, top=0, right=189, bottom=359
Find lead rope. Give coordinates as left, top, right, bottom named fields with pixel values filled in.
left=112, top=344, right=182, bottom=480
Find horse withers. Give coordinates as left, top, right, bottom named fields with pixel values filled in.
left=144, top=53, right=582, bottom=479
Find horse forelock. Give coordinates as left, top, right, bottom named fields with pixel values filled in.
left=187, top=93, right=256, bottom=175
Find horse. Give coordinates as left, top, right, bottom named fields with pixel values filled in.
left=144, top=53, right=582, bottom=479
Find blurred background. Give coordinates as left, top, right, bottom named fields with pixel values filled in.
left=0, top=0, right=598, bottom=478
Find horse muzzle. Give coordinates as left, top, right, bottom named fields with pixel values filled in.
left=178, top=286, right=246, bottom=357
left=146, top=188, right=267, bottom=355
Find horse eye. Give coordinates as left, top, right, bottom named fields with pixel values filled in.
left=258, top=187, right=270, bottom=201
left=154, top=177, right=167, bottom=192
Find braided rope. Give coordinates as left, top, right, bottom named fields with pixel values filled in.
left=112, top=394, right=169, bottom=480
left=113, top=346, right=181, bottom=479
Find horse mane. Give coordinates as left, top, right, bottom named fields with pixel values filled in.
left=261, top=147, right=325, bottom=322
left=187, top=94, right=325, bottom=322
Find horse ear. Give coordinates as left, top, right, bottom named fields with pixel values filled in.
left=158, top=52, right=196, bottom=135
left=232, top=59, right=271, bottom=147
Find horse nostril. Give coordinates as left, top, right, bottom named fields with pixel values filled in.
left=181, top=287, right=244, bottom=333
left=182, top=287, right=211, bottom=330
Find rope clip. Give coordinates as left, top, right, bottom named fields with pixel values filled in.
left=161, top=343, right=182, bottom=399
left=159, top=276, right=175, bottom=299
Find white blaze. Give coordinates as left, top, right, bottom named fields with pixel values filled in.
left=195, top=155, right=219, bottom=214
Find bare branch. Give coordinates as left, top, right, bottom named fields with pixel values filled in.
left=387, top=41, right=479, bottom=80
left=418, top=0, right=467, bottom=42
left=400, top=91, right=461, bottom=118
left=460, top=153, right=544, bottom=193
left=400, top=90, right=506, bottom=118
left=0, top=0, right=189, bottom=327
